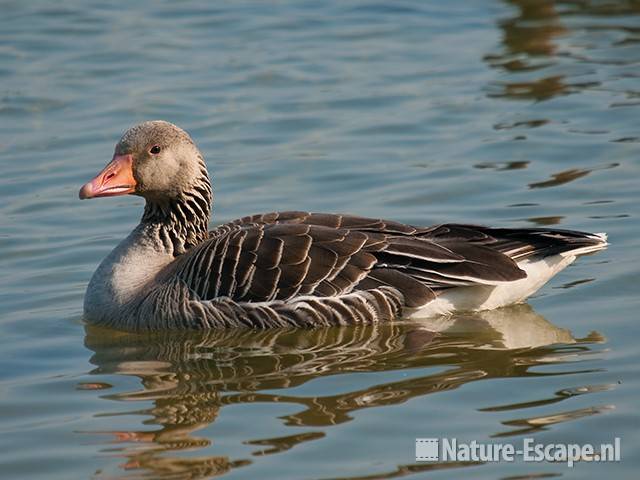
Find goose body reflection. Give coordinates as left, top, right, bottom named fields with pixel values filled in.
left=417, top=306, right=576, bottom=349
left=82, top=306, right=607, bottom=479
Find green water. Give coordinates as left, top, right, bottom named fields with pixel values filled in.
left=1, top=1, right=638, bottom=479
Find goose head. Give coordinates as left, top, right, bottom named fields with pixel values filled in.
left=79, top=120, right=209, bottom=204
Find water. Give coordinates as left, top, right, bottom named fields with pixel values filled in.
left=1, top=1, right=638, bottom=478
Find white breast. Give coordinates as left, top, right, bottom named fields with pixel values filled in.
left=84, top=225, right=174, bottom=323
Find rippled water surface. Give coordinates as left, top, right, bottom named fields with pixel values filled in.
left=1, top=1, right=639, bottom=479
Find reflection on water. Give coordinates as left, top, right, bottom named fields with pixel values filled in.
left=528, top=163, right=619, bottom=189
left=485, top=0, right=571, bottom=100
left=82, top=306, right=607, bottom=479
left=474, top=160, right=530, bottom=171
left=485, top=0, right=640, bottom=101
left=495, top=0, right=566, bottom=61
left=525, top=215, right=564, bottom=226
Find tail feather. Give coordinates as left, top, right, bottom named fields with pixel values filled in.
left=425, top=224, right=609, bottom=260
left=558, top=231, right=608, bottom=257
left=477, top=227, right=609, bottom=260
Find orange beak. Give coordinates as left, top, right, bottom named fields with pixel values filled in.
left=79, top=154, right=136, bottom=199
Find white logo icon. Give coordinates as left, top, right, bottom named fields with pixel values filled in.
left=415, top=438, right=439, bottom=461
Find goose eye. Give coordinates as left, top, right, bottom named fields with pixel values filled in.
left=149, top=145, right=161, bottom=154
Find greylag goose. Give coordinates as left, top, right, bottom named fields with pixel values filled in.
left=79, top=121, right=608, bottom=331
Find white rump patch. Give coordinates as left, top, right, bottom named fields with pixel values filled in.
left=408, top=253, right=577, bottom=318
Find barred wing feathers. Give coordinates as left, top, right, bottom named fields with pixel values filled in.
left=176, top=212, right=540, bottom=309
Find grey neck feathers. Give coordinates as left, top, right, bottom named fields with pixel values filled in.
left=140, top=173, right=212, bottom=256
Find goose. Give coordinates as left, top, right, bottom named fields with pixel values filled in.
left=79, top=121, right=608, bottom=330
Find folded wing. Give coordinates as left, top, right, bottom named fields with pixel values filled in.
left=175, top=212, right=539, bottom=309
